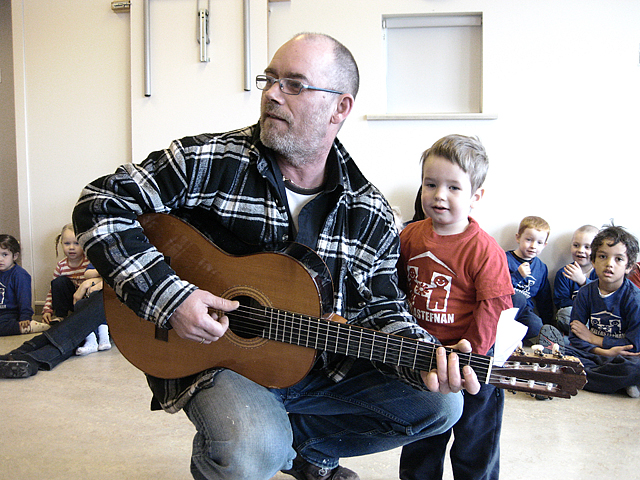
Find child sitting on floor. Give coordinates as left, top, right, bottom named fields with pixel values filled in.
left=41, top=223, right=90, bottom=324
left=0, top=234, right=49, bottom=336
left=553, top=225, right=599, bottom=334
left=506, top=216, right=554, bottom=340
left=540, top=225, right=640, bottom=398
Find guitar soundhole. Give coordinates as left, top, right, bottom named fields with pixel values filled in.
left=228, top=295, right=265, bottom=339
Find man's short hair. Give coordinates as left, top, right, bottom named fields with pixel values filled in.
left=295, top=33, right=360, bottom=99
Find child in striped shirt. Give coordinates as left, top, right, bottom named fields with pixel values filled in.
left=41, top=224, right=90, bottom=324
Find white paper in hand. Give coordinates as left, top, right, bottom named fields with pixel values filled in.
left=493, top=308, right=527, bottom=367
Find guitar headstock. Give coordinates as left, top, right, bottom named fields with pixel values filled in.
left=489, top=348, right=587, bottom=399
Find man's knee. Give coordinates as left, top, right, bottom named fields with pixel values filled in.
left=184, top=371, right=295, bottom=479
left=411, top=390, right=463, bottom=439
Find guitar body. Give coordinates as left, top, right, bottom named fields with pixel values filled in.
left=104, top=213, right=327, bottom=387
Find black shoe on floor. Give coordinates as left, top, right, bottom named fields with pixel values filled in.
left=537, top=324, right=565, bottom=355
left=0, top=358, right=37, bottom=378
left=282, top=456, right=360, bottom=480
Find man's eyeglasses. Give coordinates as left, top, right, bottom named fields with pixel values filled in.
left=256, top=75, right=343, bottom=96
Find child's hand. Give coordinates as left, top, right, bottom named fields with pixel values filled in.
left=41, top=312, right=52, bottom=324
left=517, top=262, right=531, bottom=278
left=73, top=278, right=104, bottom=304
left=563, top=262, right=586, bottom=285
left=606, top=344, right=640, bottom=357
left=570, top=320, right=599, bottom=345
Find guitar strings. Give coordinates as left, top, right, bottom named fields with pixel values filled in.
left=226, top=304, right=492, bottom=375
left=224, top=304, right=569, bottom=394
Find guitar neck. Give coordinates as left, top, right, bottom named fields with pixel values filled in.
left=229, top=304, right=494, bottom=383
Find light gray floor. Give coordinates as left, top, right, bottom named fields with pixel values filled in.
left=1, top=331, right=639, bottom=480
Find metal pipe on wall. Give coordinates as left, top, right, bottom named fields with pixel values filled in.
left=243, top=0, right=251, bottom=91
left=144, top=0, right=151, bottom=96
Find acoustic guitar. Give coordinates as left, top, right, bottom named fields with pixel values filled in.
left=104, top=213, right=587, bottom=399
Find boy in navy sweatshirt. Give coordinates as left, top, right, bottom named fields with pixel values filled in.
left=506, top=216, right=554, bottom=340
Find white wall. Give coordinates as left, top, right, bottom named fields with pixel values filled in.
left=12, top=0, right=130, bottom=306
left=11, top=0, right=640, bottom=307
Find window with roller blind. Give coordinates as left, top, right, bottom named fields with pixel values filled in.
left=380, top=13, right=488, bottom=118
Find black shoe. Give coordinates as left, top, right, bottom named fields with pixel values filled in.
left=282, top=456, right=360, bottom=480
left=537, top=324, right=565, bottom=355
left=0, top=358, right=37, bottom=378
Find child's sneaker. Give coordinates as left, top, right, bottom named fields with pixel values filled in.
left=26, top=320, right=50, bottom=334
left=626, top=385, right=640, bottom=398
left=537, top=324, right=565, bottom=355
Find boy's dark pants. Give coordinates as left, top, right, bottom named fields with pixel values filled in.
left=511, top=292, right=543, bottom=340
left=399, top=382, right=504, bottom=480
left=565, top=344, right=640, bottom=393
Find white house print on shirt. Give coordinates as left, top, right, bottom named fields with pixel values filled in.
left=590, top=310, right=624, bottom=339
left=0, top=281, right=6, bottom=308
left=407, top=251, right=455, bottom=324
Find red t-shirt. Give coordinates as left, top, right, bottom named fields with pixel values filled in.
left=398, top=218, right=514, bottom=355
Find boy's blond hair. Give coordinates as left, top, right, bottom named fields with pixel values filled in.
left=54, top=223, right=75, bottom=257
left=517, top=216, right=551, bottom=240
left=420, top=134, right=488, bottom=192
left=574, top=224, right=598, bottom=238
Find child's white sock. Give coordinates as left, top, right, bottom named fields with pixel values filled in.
left=76, top=332, right=98, bottom=356
left=97, top=324, right=111, bottom=351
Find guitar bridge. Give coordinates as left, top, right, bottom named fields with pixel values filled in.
left=155, top=326, right=169, bottom=342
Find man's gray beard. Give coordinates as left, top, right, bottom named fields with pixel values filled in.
left=260, top=123, right=327, bottom=168
left=260, top=107, right=331, bottom=167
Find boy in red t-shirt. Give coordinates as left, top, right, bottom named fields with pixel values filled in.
left=398, top=135, right=513, bottom=480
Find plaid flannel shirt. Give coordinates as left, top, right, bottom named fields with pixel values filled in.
left=73, top=124, right=434, bottom=412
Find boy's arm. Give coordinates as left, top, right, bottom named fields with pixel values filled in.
left=553, top=268, right=574, bottom=309
left=598, top=289, right=640, bottom=353
left=462, top=295, right=512, bottom=355
left=15, top=269, right=34, bottom=322
left=572, top=322, right=637, bottom=357
left=567, top=289, right=596, bottom=351
left=568, top=286, right=638, bottom=354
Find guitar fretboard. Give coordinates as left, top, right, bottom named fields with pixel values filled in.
left=228, top=304, right=493, bottom=383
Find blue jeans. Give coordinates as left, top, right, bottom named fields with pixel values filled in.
left=11, top=291, right=105, bottom=370
left=183, top=359, right=463, bottom=480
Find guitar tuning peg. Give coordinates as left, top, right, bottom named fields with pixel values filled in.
left=531, top=344, right=544, bottom=355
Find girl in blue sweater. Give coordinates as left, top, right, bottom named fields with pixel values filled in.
left=0, top=235, right=49, bottom=336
